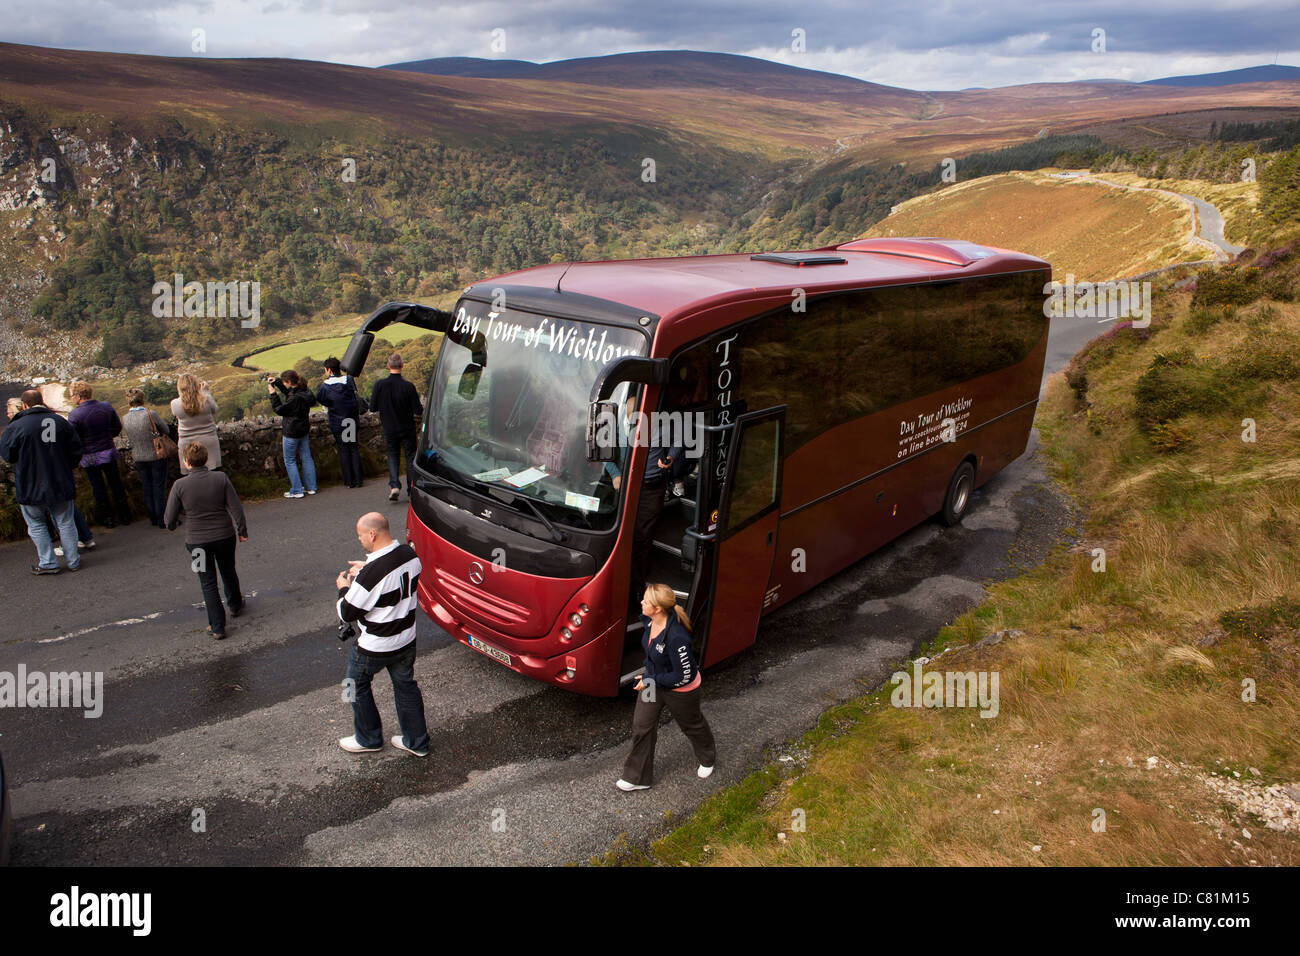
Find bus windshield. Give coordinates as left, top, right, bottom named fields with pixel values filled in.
left=417, top=297, right=647, bottom=532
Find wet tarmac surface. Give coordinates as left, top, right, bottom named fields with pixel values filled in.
left=0, top=318, right=1102, bottom=865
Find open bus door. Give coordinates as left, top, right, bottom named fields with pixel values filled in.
left=697, top=406, right=785, bottom=667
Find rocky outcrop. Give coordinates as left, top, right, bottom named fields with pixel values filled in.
left=0, top=110, right=133, bottom=211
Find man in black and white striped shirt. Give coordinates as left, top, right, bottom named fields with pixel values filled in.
left=335, top=512, right=429, bottom=756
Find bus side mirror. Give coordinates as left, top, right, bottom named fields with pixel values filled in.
left=341, top=330, right=374, bottom=377
left=458, top=364, right=482, bottom=400
left=586, top=401, right=620, bottom=462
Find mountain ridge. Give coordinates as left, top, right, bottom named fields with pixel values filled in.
left=384, top=49, right=1300, bottom=92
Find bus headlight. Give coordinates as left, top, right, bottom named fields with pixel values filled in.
left=560, top=627, right=573, bottom=642
left=569, top=613, right=583, bottom=628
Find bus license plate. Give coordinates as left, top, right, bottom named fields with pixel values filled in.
left=467, top=634, right=511, bottom=666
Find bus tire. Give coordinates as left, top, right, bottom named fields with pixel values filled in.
left=941, top=461, right=975, bottom=526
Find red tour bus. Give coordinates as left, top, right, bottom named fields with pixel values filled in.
left=342, top=237, right=1050, bottom=696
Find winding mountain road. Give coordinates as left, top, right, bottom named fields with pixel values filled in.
left=1053, top=171, right=1246, bottom=263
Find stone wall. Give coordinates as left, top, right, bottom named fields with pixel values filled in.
left=0, top=410, right=393, bottom=538
left=212, top=410, right=389, bottom=480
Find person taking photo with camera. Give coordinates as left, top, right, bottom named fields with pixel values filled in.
left=267, top=370, right=318, bottom=499
left=335, top=511, right=429, bottom=757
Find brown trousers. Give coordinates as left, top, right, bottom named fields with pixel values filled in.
left=621, top=682, right=717, bottom=786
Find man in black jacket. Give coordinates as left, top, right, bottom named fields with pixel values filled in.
left=0, top=389, right=84, bottom=574
left=268, top=370, right=318, bottom=498
left=369, top=353, right=423, bottom=502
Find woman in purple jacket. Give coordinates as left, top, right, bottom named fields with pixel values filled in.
left=68, top=381, right=132, bottom=527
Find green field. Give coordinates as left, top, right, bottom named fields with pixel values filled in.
left=241, top=324, right=433, bottom=372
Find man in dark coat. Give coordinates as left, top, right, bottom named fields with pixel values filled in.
left=0, top=389, right=84, bottom=573
left=369, top=353, right=423, bottom=502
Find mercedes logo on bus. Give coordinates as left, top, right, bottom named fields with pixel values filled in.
left=468, top=562, right=486, bottom=585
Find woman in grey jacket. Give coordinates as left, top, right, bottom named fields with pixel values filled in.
left=164, top=442, right=247, bottom=638
left=122, top=388, right=171, bottom=527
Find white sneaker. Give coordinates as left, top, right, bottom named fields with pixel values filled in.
left=306, top=490, right=317, bottom=495
left=338, top=735, right=381, bottom=753
left=391, top=735, right=429, bottom=757
left=284, top=491, right=304, bottom=499
left=698, top=764, right=715, bottom=779
left=616, top=778, right=650, bottom=791
left=54, top=545, right=64, bottom=557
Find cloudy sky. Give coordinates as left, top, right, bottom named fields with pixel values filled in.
left=1, top=0, right=1297, bottom=89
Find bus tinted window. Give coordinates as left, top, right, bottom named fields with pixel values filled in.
left=908, top=274, right=1044, bottom=398
left=726, top=415, right=781, bottom=531
left=735, top=272, right=1043, bottom=454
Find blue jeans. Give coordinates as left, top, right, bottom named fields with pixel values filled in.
left=282, top=435, right=317, bottom=494
left=44, top=504, right=92, bottom=543
left=345, top=641, right=429, bottom=752
left=134, top=459, right=169, bottom=526
left=385, top=429, right=417, bottom=491
left=21, top=501, right=80, bottom=570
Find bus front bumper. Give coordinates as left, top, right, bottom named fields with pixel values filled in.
left=423, top=592, right=622, bottom=696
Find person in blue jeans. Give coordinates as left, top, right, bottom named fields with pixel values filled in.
left=335, top=512, right=429, bottom=756
left=0, top=389, right=83, bottom=574
left=47, top=503, right=95, bottom=557
left=268, top=370, right=318, bottom=499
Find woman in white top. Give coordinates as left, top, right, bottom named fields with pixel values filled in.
left=171, top=373, right=221, bottom=474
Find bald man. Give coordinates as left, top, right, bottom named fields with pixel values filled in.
left=335, top=512, right=429, bottom=756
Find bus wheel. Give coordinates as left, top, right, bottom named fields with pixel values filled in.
left=941, top=461, right=975, bottom=526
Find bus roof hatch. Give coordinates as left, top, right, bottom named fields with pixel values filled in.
left=835, top=238, right=996, bottom=267
left=750, top=252, right=848, bottom=266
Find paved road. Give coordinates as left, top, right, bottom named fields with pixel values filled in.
left=1053, top=172, right=1246, bottom=260
left=1, top=321, right=1105, bottom=866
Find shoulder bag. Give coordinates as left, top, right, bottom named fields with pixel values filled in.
left=148, top=411, right=178, bottom=460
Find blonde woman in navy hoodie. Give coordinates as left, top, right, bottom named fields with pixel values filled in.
left=617, top=583, right=717, bottom=791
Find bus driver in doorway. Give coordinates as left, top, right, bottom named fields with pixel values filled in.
left=605, top=394, right=683, bottom=613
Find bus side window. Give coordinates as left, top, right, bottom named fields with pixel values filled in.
left=726, top=416, right=781, bottom=531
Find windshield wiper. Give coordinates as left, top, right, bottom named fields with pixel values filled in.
left=505, top=489, right=567, bottom=543
left=412, top=469, right=453, bottom=493
left=447, top=467, right=568, bottom=544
